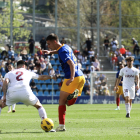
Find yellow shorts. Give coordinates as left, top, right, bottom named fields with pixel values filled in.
left=116, top=86, right=123, bottom=95
left=61, top=75, right=85, bottom=96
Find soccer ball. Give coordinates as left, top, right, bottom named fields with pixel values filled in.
left=41, top=118, right=54, bottom=132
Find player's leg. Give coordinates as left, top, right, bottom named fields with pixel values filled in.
left=129, top=89, right=135, bottom=113
left=56, top=76, right=85, bottom=131
left=12, top=104, right=16, bottom=112
left=123, top=89, right=131, bottom=118
left=7, top=106, right=11, bottom=113
left=125, top=95, right=131, bottom=118
left=33, top=99, right=55, bottom=132
left=33, top=100, right=47, bottom=120
left=115, top=93, right=120, bottom=110
left=130, top=99, right=132, bottom=111
left=115, top=86, right=123, bottom=110
left=56, top=90, right=69, bottom=131
left=67, top=76, right=85, bottom=106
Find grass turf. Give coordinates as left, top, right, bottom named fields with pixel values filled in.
left=0, top=104, right=140, bottom=140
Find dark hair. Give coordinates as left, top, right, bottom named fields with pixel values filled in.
left=46, top=33, right=59, bottom=42
left=125, top=56, right=134, bottom=61
left=17, top=60, right=25, bottom=67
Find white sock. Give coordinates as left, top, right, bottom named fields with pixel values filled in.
left=117, top=106, right=120, bottom=108
left=8, top=106, right=11, bottom=112
left=12, top=104, right=16, bottom=110
left=38, top=106, right=47, bottom=120
left=130, top=104, right=132, bottom=111
left=125, top=103, right=130, bottom=114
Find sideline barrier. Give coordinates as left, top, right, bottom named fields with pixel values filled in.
left=1, top=96, right=140, bottom=104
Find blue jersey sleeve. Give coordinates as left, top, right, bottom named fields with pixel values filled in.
left=59, top=51, right=71, bottom=63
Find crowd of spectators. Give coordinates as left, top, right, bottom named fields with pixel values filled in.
left=0, top=37, right=103, bottom=96
left=104, top=36, right=135, bottom=71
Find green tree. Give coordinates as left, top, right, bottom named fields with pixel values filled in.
left=0, top=2, right=31, bottom=43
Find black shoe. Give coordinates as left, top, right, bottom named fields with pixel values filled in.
left=67, top=89, right=79, bottom=100
left=126, top=113, right=130, bottom=118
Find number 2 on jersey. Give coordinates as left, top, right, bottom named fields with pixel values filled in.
left=16, top=71, right=23, bottom=81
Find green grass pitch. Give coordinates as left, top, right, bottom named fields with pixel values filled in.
left=0, top=104, right=140, bottom=140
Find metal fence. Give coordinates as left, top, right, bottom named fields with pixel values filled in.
left=0, top=0, right=140, bottom=55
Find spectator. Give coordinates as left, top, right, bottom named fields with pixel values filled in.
left=132, top=38, right=139, bottom=56
left=102, top=86, right=110, bottom=96
left=40, top=61, right=46, bottom=73
left=60, top=37, right=66, bottom=44
left=112, top=54, right=118, bottom=64
left=20, top=47, right=28, bottom=60
left=83, top=38, right=93, bottom=51
left=40, top=37, right=47, bottom=50
left=83, top=66, right=90, bottom=76
left=49, top=68, right=55, bottom=75
left=88, top=48, right=95, bottom=58
left=77, top=52, right=82, bottom=62
left=10, top=54, right=15, bottom=62
left=1, top=50, right=8, bottom=59
left=126, top=48, right=132, bottom=56
left=90, top=65, right=95, bottom=72
left=103, top=36, right=110, bottom=51
left=83, top=79, right=90, bottom=95
left=30, top=79, right=38, bottom=93
left=120, top=45, right=126, bottom=57
left=32, top=66, right=37, bottom=73
left=99, top=73, right=105, bottom=81
left=15, top=53, right=22, bottom=61
left=91, top=58, right=100, bottom=71
left=34, top=53, right=39, bottom=64
left=55, top=68, right=60, bottom=77
left=44, top=56, right=50, bottom=64
left=8, top=48, right=14, bottom=58
left=5, top=59, right=12, bottom=72
left=82, top=48, right=89, bottom=57
left=28, top=36, right=35, bottom=54
left=77, top=60, right=82, bottom=70
left=111, top=37, right=118, bottom=52
left=28, top=60, right=35, bottom=70
left=94, top=77, right=101, bottom=90
left=81, top=55, right=87, bottom=64
left=109, top=50, right=113, bottom=61
left=37, top=47, right=43, bottom=57
left=0, top=63, right=6, bottom=75
left=114, top=48, right=120, bottom=57
left=117, top=53, right=125, bottom=63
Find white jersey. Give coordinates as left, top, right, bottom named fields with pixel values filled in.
left=5, top=68, right=39, bottom=92
left=119, top=66, right=139, bottom=90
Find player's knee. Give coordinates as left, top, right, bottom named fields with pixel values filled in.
left=34, top=100, right=42, bottom=109
left=125, top=96, right=130, bottom=102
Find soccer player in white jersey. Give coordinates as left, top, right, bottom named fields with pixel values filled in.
left=0, top=60, right=56, bottom=132
left=6, top=65, right=16, bottom=113
left=114, top=56, right=139, bottom=118
left=0, top=65, right=16, bottom=113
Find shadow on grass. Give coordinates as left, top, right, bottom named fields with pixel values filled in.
left=0, top=132, right=44, bottom=134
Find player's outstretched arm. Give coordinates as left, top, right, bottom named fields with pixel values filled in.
left=2, top=78, right=9, bottom=104
left=114, top=76, right=122, bottom=91
left=42, top=50, right=58, bottom=54
left=38, top=75, right=57, bottom=81
left=114, top=78, right=118, bottom=91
